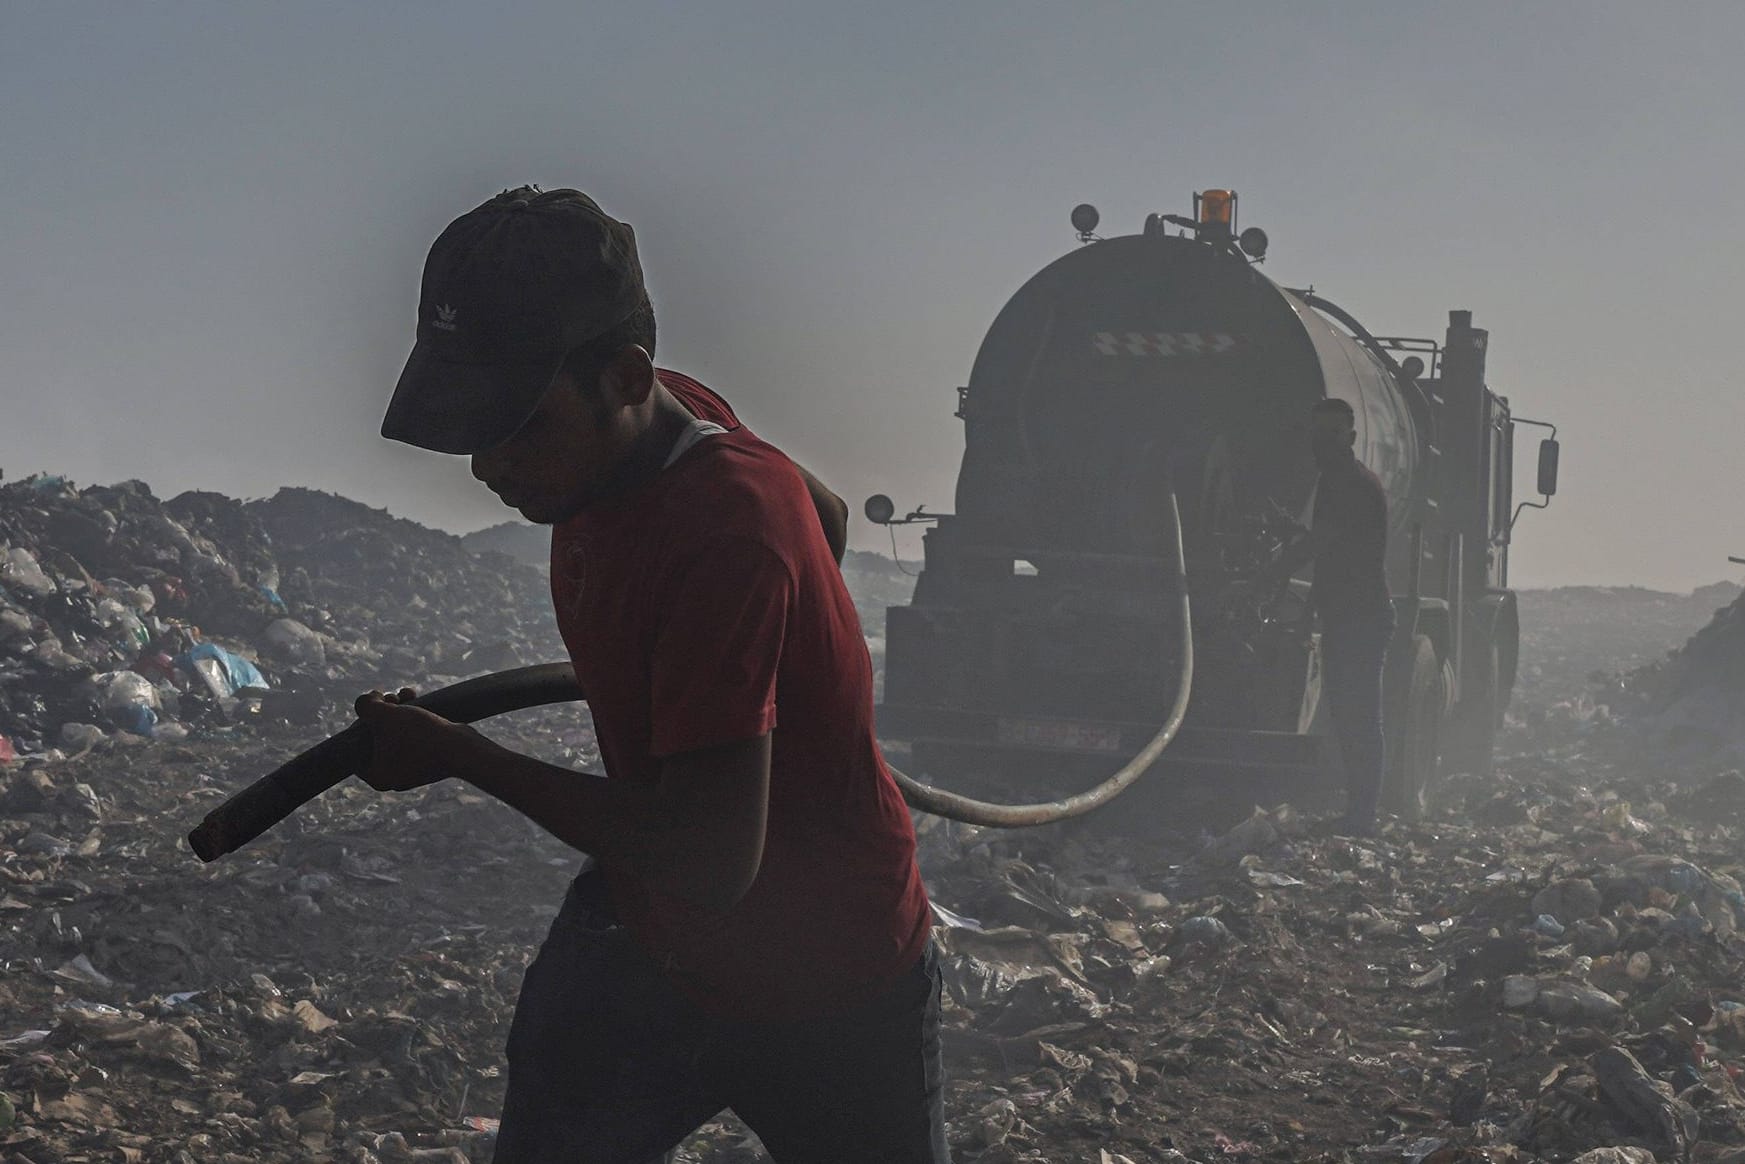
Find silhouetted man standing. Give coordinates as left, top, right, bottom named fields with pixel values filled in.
left=1267, top=398, right=1394, bottom=834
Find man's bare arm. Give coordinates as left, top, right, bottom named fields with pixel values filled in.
left=1267, top=523, right=1329, bottom=583
left=454, top=731, right=771, bottom=915
left=648, top=735, right=769, bottom=912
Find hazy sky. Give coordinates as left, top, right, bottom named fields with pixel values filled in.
left=3, top=3, right=1741, bottom=590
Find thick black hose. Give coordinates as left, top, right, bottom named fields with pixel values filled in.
left=188, top=490, right=1191, bottom=857
left=185, top=664, right=584, bottom=862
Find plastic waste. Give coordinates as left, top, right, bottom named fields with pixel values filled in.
left=97, top=670, right=160, bottom=735
left=18, top=832, right=73, bottom=857
left=1503, top=975, right=1540, bottom=1008
left=53, top=954, right=113, bottom=989
left=1173, top=915, right=1238, bottom=955
left=1, top=546, right=55, bottom=596
left=969, top=1097, right=1019, bottom=1149
left=93, top=597, right=150, bottom=650
left=1592, top=1044, right=1698, bottom=1158
left=101, top=579, right=155, bottom=613
left=175, top=641, right=267, bottom=701
left=29, top=635, right=83, bottom=672
left=940, top=952, right=1024, bottom=1009
left=265, top=617, right=327, bottom=668
left=1569, top=1149, right=1658, bottom=1164
left=1605, top=855, right=1744, bottom=940
left=1531, top=914, right=1567, bottom=938
left=1603, top=801, right=1650, bottom=834
left=931, top=901, right=984, bottom=931
left=0, top=606, right=32, bottom=643
left=59, top=722, right=108, bottom=752
left=1536, top=982, right=1625, bottom=1023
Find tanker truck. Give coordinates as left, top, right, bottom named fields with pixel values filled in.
left=866, top=191, right=1559, bottom=821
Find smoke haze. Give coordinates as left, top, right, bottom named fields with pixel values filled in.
left=3, top=2, right=1741, bottom=589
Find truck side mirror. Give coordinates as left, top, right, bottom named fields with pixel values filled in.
left=864, top=494, right=896, bottom=525
left=1536, top=438, right=1560, bottom=498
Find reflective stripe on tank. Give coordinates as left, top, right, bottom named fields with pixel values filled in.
left=1091, top=331, right=1238, bottom=356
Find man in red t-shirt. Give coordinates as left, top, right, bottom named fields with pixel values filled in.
left=360, top=186, right=945, bottom=1162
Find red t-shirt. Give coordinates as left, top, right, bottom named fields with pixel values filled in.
left=548, top=370, right=931, bottom=1021
left=651, top=368, right=738, bottom=430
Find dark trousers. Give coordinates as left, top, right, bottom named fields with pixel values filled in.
left=1320, top=615, right=1393, bottom=820
left=492, top=869, right=950, bottom=1164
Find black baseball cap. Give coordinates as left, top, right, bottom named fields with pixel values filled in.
left=381, top=186, right=646, bottom=454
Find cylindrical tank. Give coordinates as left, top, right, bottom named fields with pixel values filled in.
left=951, top=232, right=1423, bottom=566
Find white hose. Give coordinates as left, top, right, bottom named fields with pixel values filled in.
left=887, top=488, right=1193, bottom=827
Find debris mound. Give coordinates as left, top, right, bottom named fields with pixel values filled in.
left=458, top=520, right=550, bottom=569
left=1613, top=585, right=1745, bottom=762
left=0, top=474, right=560, bottom=761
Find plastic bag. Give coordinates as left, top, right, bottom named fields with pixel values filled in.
left=93, top=597, right=150, bottom=650
left=176, top=641, right=267, bottom=699
left=264, top=618, right=327, bottom=668
left=97, top=671, right=161, bottom=735
left=1, top=546, right=55, bottom=596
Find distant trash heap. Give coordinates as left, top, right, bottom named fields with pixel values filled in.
left=1617, top=587, right=1745, bottom=760
left=0, top=474, right=559, bottom=764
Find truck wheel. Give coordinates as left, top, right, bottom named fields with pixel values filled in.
left=1444, top=640, right=1501, bottom=777
left=1384, top=634, right=1446, bottom=822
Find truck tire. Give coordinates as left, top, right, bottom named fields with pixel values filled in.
left=1443, top=639, right=1501, bottom=777
left=1384, top=634, right=1446, bottom=822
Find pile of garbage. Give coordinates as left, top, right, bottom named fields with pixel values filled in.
left=456, top=521, right=549, bottom=569
left=0, top=475, right=560, bottom=765
left=1650, top=587, right=1745, bottom=701
left=8, top=705, right=1745, bottom=1161
left=913, top=748, right=1745, bottom=1163
left=0, top=717, right=588, bottom=1164
left=9, top=472, right=1745, bottom=1161
left=1507, top=585, right=1739, bottom=745
left=1597, top=586, right=1745, bottom=764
